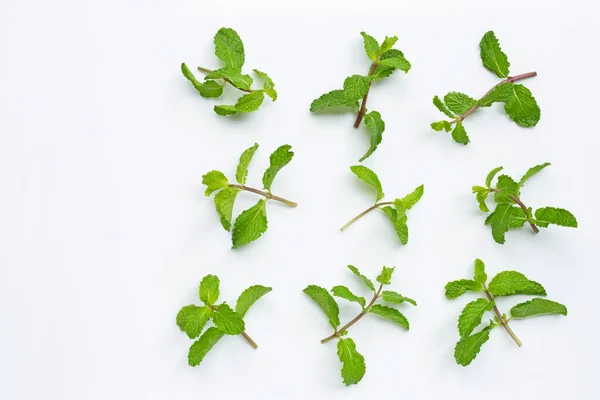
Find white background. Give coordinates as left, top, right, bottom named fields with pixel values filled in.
left=1, top=0, right=599, bottom=399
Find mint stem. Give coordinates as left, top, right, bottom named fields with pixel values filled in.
left=354, top=57, right=381, bottom=128
left=483, top=289, right=522, bottom=347
left=508, top=194, right=539, bottom=233
left=210, top=306, right=258, bottom=349
left=196, top=66, right=254, bottom=93
left=340, top=201, right=393, bottom=231
left=320, top=284, right=383, bottom=343
left=229, top=184, right=297, bottom=207
left=452, top=71, right=537, bottom=123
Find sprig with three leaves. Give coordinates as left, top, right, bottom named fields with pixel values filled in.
left=472, top=163, right=577, bottom=244
left=446, top=259, right=567, bottom=366
left=202, top=143, right=296, bottom=249
left=431, top=31, right=540, bottom=144
left=310, top=32, right=411, bottom=161
left=181, top=27, right=276, bottom=116
left=304, top=265, right=416, bottom=385
left=341, top=165, right=424, bottom=245
left=176, top=274, right=271, bottom=367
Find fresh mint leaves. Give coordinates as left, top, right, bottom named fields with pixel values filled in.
left=181, top=28, right=277, bottom=116
left=304, top=265, right=416, bottom=385
left=310, top=32, right=411, bottom=161
left=446, top=259, right=567, bottom=366
left=473, top=163, right=577, bottom=244
left=431, top=31, right=540, bottom=144
left=341, top=165, right=424, bottom=245
left=202, top=143, right=297, bottom=249
left=177, top=274, right=271, bottom=367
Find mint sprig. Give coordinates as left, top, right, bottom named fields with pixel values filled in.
left=473, top=163, right=578, bottom=244
left=310, top=32, right=410, bottom=161
left=431, top=31, right=540, bottom=144
left=341, top=165, right=424, bottom=244
left=176, top=274, right=272, bottom=367
left=304, top=265, right=416, bottom=385
left=446, top=259, right=567, bottom=366
left=181, top=27, right=276, bottom=116
left=202, top=143, right=297, bottom=249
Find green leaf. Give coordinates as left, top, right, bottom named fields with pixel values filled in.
left=494, top=175, right=519, bottom=203
left=534, top=207, right=578, bottom=228
left=444, top=92, right=477, bottom=115
left=205, top=68, right=253, bottom=90
left=199, top=274, right=220, bottom=305
left=214, top=27, right=245, bottom=70
left=262, top=145, right=294, bottom=191
left=454, top=326, right=492, bottom=366
left=360, top=32, right=380, bottom=61
left=451, top=121, right=469, bottom=145
left=472, top=186, right=490, bottom=212
left=235, top=143, right=259, bottom=185
left=488, top=271, right=530, bottom=296
left=479, top=82, right=513, bottom=107
left=378, top=56, right=411, bottom=72
left=188, top=327, right=225, bottom=367
left=394, top=184, right=424, bottom=211
left=202, top=170, right=229, bottom=196
left=504, top=84, right=541, bottom=127
left=518, top=162, right=550, bottom=188
left=253, top=69, right=277, bottom=100
left=347, top=265, right=375, bottom=292
left=350, top=165, right=384, bottom=202
left=479, top=31, right=510, bottom=78
left=381, top=290, right=417, bottom=306
left=303, top=285, right=340, bottom=329
left=214, top=105, right=237, bottom=116
left=331, top=286, right=366, bottom=308
left=433, top=95, right=455, bottom=118
left=176, top=305, right=213, bottom=339
left=369, top=304, right=409, bottom=330
left=510, top=298, right=567, bottom=319
left=380, top=206, right=408, bottom=245
left=212, top=303, right=245, bottom=335
left=337, top=338, right=366, bottom=386
left=376, top=266, right=395, bottom=285
left=485, top=166, right=503, bottom=188
left=458, top=298, right=494, bottom=338
left=235, top=285, right=272, bottom=318
left=310, top=90, right=359, bottom=112
left=181, top=63, right=224, bottom=98
left=214, top=186, right=240, bottom=231
left=231, top=199, right=268, bottom=249
left=359, top=111, right=385, bottom=162
left=489, top=203, right=514, bottom=244
left=380, top=36, right=398, bottom=53
left=514, top=280, right=547, bottom=296
left=445, top=279, right=482, bottom=299
left=431, top=120, right=453, bottom=132
left=235, top=90, right=265, bottom=112
left=343, top=75, right=371, bottom=101
left=473, top=259, right=487, bottom=285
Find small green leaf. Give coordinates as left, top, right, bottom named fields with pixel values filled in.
left=485, top=166, right=503, bottom=188
left=214, top=105, right=237, bottom=116
left=381, top=290, right=417, bottom=306
left=199, top=274, right=220, bottom=306
left=262, top=145, right=294, bottom=191
left=479, top=31, right=510, bottom=78
left=494, top=175, right=520, bottom=203
left=350, top=165, right=384, bottom=202
left=176, top=305, right=213, bottom=339
left=479, top=82, right=513, bottom=107
left=214, top=186, right=240, bottom=231
left=235, top=143, right=259, bottom=185
left=205, top=68, right=253, bottom=90
left=303, top=285, right=340, bottom=329
left=359, top=111, right=385, bottom=162
left=510, top=298, right=567, bottom=319
left=394, top=184, right=424, bottom=211
left=472, top=186, right=490, bottom=212
left=454, top=326, right=492, bottom=366
left=514, top=280, right=547, bottom=296
left=489, top=203, right=514, bottom=244
left=378, top=56, right=411, bottom=72
left=235, top=285, right=272, bottom=318
left=347, top=265, right=375, bottom=292
left=376, top=266, right=395, bottom=285
left=433, top=96, right=455, bottom=118
left=445, top=279, right=482, bottom=299
left=451, top=121, right=469, bottom=145
left=337, top=338, right=366, bottom=386
left=488, top=271, right=530, bottom=296
left=331, top=286, right=366, bottom=308
left=380, top=36, right=398, bottom=53
left=253, top=69, right=277, bottom=100
left=473, top=259, right=487, bottom=285
left=444, top=92, right=477, bottom=115
left=211, top=303, right=245, bottom=335
left=369, top=304, right=409, bottom=330
left=458, top=298, right=494, bottom=338
left=188, top=327, right=224, bottom=367
left=534, top=207, right=577, bottom=228
left=214, top=27, right=245, bottom=70
left=380, top=206, right=408, bottom=245
left=504, top=84, right=540, bottom=127
left=518, top=162, right=551, bottom=188
left=431, top=120, right=453, bottom=132
left=343, top=75, right=371, bottom=101
left=310, top=90, right=359, bottom=112
left=360, top=32, right=380, bottom=61
left=235, top=90, right=265, bottom=112
left=231, top=199, right=268, bottom=249
left=181, top=63, right=224, bottom=98
left=202, top=170, right=229, bottom=196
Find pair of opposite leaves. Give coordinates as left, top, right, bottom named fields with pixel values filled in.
left=182, top=28, right=541, bottom=161
left=178, top=261, right=567, bottom=386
